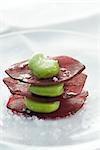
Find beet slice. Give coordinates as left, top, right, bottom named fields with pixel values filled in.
left=5, top=56, right=85, bottom=86
left=64, top=73, right=87, bottom=98
left=3, top=77, right=31, bottom=97
left=3, top=73, right=87, bottom=102
left=7, top=95, right=26, bottom=112
left=7, top=91, right=88, bottom=119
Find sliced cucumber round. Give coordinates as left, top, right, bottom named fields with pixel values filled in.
left=29, top=83, right=64, bottom=97
left=25, top=97, right=60, bottom=113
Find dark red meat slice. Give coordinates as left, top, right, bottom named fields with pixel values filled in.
left=3, top=77, right=31, bottom=97
left=7, top=91, right=88, bottom=119
left=5, top=56, right=85, bottom=86
left=3, top=73, right=87, bottom=102
left=7, top=95, right=26, bottom=112
left=64, top=73, right=87, bottom=98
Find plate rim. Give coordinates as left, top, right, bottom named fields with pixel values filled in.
left=0, top=138, right=100, bottom=150
left=0, top=28, right=97, bottom=39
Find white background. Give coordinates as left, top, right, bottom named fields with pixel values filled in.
left=0, top=1, right=99, bottom=150
left=0, top=0, right=99, bottom=35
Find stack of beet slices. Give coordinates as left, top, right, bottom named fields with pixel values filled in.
left=3, top=56, right=88, bottom=119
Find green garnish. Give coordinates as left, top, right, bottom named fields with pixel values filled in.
left=28, top=53, right=60, bottom=79
left=29, top=83, right=64, bottom=97
left=25, top=97, right=60, bottom=113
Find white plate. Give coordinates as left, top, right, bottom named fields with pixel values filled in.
left=0, top=30, right=99, bottom=150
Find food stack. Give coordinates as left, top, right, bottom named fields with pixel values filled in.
left=3, top=53, right=88, bottom=119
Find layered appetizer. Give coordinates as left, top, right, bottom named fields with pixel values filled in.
left=3, top=53, right=88, bottom=119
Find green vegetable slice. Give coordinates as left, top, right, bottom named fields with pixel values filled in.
left=25, top=97, right=60, bottom=113
left=29, top=83, right=64, bottom=97
left=28, top=53, right=60, bottom=79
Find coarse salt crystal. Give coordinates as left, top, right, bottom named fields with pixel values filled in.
left=65, top=71, right=71, bottom=77
left=10, top=65, right=15, bottom=70
left=60, top=68, right=66, bottom=71
left=19, top=74, right=31, bottom=79
left=26, top=110, right=31, bottom=113
left=19, top=61, right=28, bottom=68
left=63, top=73, right=67, bottom=77
left=53, top=77, right=58, bottom=82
